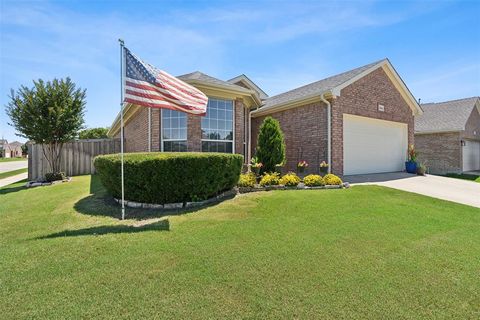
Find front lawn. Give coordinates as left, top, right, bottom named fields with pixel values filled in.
left=1, top=175, right=479, bottom=319
left=0, top=168, right=27, bottom=180
left=445, top=173, right=480, bottom=183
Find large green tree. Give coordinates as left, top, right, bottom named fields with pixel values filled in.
left=78, top=127, right=109, bottom=139
left=255, top=116, right=286, bottom=173
left=6, top=78, right=86, bottom=174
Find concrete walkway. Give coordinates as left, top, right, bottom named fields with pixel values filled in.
left=0, top=172, right=28, bottom=188
left=345, top=172, right=480, bottom=208
left=0, top=160, right=28, bottom=173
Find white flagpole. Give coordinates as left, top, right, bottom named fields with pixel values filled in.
left=119, top=39, right=126, bottom=220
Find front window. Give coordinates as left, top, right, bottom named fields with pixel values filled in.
left=162, top=109, right=187, bottom=152
left=201, top=98, right=234, bottom=153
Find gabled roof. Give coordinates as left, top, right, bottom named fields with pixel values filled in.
left=228, top=74, right=269, bottom=100
left=415, top=97, right=480, bottom=133
left=263, top=59, right=385, bottom=109
left=8, top=141, right=23, bottom=147
left=177, top=71, right=252, bottom=93
left=253, top=58, right=422, bottom=117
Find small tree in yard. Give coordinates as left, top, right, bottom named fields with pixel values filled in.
left=6, top=78, right=86, bottom=176
left=255, top=116, right=286, bottom=173
left=78, top=127, right=109, bottom=139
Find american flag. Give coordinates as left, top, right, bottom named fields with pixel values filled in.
left=124, top=48, right=208, bottom=115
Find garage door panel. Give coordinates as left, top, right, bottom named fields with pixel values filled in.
left=343, top=114, right=408, bottom=175
left=463, top=140, right=480, bottom=171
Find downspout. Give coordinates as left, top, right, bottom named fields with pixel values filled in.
left=320, top=93, right=331, bottom=173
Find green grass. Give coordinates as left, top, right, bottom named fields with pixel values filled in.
left=0, top=157, right=26, bottom=162
left=1, top=175, right=479, bottom=319
left=0, top=168, right=27, bottom=180
left=444, top=173, right=480, bottom=183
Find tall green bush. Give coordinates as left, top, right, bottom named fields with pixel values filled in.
left=94, top=152, right=243, bottom=204
left=256, top=116, right=286, bottom=173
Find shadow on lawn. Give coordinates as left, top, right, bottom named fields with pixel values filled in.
left=74, top=175, right=223, bottom=221
left=37, top=219, right=170, bottom=239
left=0, top=179, right=27, bottom=195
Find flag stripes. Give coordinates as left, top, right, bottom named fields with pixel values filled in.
left=124, top=48, right=208, bottom=115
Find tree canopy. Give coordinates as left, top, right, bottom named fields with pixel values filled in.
left=6, top=78, right=86, bottom=174
left=78, top=127, right=109, bottom=139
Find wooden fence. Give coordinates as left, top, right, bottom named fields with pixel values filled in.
left=28, top=139, right=120, bottom=180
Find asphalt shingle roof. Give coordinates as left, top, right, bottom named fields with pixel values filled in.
left=177, top=71, right=250, bottom=92
left=261, top=59, right=387, bottom=109
left=415, top=97, right=479, bottom=133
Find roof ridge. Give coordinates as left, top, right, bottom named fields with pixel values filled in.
left=422, top=96, right=479, bottom=106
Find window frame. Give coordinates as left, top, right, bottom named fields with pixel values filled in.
left=160, top=108, right=188, bottom=152
left=201, top=97, right=235, bottom=154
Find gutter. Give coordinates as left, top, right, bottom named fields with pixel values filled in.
left=320, top=93, right=332, bottom=174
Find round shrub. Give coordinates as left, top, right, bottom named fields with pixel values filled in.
left=280, top=172, right=300, bottom=186
left=259, top=172, right=280, bottom=186
left=303, top=174, right=325, bottom=187
left=94, top=152, right=243, bottom=204
left=238, top=172, right=256, bottom=188
left=323, top=173, right=343, bottom=185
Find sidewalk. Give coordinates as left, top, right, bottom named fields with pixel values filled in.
left=0, top=172, right=28, bottom=188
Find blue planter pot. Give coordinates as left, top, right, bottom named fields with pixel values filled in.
left=405, top=161, right=417, bottom=174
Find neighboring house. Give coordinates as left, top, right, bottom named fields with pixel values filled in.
left=0, top=139, right=7, bottom=157
left=5, top=141, right=23, bottom=158
left=415, top=97, right=480, bottom=174
left=108, top=58, right=422, bottom=176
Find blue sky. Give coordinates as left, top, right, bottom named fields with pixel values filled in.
left=0, top=0, right=479, bottom=142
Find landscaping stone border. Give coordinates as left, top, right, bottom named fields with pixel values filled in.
left=237, top=182, right=349, bottom=194
left=114, top=189, right=237, bottom=210
left=112, top=181, right=350, bottom=210
left=25, top=177, right=72, bottom=188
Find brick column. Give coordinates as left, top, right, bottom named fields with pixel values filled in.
left=151, top=108, right=161, bottom=151
left=234, top=98, right=246, bottom=161
left=187, top=114, right=202, bottom=152
left=330, top=98, right=344, bottom=176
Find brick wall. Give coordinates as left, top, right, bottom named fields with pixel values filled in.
left=415, top=132, right=462, bottom=174
left=251, top=102, right=329, bottom=173
left=115, top=98, right=247, bottom=159
left=462, top=107, right=480, bottom=141
left=331, top=67, right=415, bottom=175
left=114, top=107, right=161, bottom=152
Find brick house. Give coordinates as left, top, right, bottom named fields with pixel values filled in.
left=415, top=97, right=480, bottom=174
left=108, top=58, right=422, bottom=176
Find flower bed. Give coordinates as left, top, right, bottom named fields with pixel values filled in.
left=237, top=172, right=348, bottom=194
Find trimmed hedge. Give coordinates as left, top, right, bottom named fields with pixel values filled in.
left=94, top=152, right=243, bottom=204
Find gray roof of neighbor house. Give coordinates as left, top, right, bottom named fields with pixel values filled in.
left=415, top=97, right=480, bottom=133
left=262, top=59, right=387, bottom=109
left=177, top=71, right=251, bottom=92
left=0, top=139, right=7, bottom=145
left=8, top=141, right=23, bottom=147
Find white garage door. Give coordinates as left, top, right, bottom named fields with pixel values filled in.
left=463, top=140, right=480, bottom=171
left=343, top=114, right=408, bottom=175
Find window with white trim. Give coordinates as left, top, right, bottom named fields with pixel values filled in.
left=162, top=109, right=187, bottom=152
left=201, top=98, right=234, bottom=153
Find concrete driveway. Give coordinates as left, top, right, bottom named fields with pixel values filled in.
left=0, top=160, right=28, bottom=173
left=345, top=172, right=480, bottom=208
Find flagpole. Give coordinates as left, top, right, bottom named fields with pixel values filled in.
left=119, top=38, right=126, bottom=220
